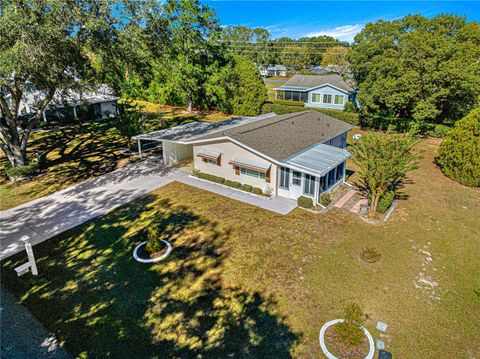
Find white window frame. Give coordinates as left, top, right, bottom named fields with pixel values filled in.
left=323, top=94, right=332, bottom=104
left=240, top=167, right=266, bottom=179
left=334, top=95, right=345, bottom=105
left=311, top=93, right=321, bottom=103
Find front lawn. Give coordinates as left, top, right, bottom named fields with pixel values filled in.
left=0, top=104, right=233, bottom=211
left=2, top=138, right=479, bottom=357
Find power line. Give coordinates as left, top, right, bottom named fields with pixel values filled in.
left=215, top=40, right=349, bottom=44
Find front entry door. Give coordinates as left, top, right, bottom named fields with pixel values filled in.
left=290, top=171, right=303, bottom=199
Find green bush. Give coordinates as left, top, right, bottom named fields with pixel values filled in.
left=4, top=162, right=39, bottom=179
left=274, top=100, right=305, bottom=107
left=319, top=193, right=331, bottom=207
left=344, top=101, right=357, bottom=113
left=377, top=190, right=395, bottom=213
left=335, top=302, right=365, bottom=347
left=297, top=196, right=313, bottom=208
left=195, top=171, right=225, bottom=184
left=427, top=124, right=452, bottom=138
left=251, top=187, right=263, bottom=195
left=225, top=180, right=242, bottom=189
left=241, top=184, right=253, bottom=192
left=368, top=190, right=395, bottom=214
left=145, top=226, right=164, bottom=254
left=437, top=107, right=480, bottom=187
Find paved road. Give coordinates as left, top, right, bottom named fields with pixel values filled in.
left=1, top=286, right=72, bottom=358
left=0, top=158, right=179, bottom=260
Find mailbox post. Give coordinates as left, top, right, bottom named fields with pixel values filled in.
left=14, top=236, right=38, bottom=276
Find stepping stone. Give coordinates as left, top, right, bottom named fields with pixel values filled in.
left=350, top=198, right=368, bottom=214
left=376, top=321, right=388, bottom=332
left=334, top=189, right=356, bottom=208
left=376, top=339, right=385, bottom=351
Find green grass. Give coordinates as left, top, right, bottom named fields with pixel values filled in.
left=2, top=137, right=479, bottom=358
left=0, top=104, right=233, bottom=211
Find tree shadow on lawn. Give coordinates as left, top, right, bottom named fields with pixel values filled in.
left=1, top=196, right=299, bottom=358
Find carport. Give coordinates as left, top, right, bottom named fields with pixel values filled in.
left=133, top=114, right=276, bottom=165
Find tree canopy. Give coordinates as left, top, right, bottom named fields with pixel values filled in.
left=349, top=15, right=480, bottom=125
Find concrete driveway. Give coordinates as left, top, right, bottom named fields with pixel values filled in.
left=0, top=158, right=179, bottom=260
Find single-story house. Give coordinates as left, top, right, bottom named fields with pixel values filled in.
left=259, top=65, right=287, bottom=77
left=275, top=74, right=354, bottom=110
left=134, top=110, right=353, bottom=205
left=16, top=84, right=119, bottom=122
left=308, top=65, right=337, bottom=74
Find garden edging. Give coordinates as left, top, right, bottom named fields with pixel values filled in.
left=319, top=319, right=374, bottom=359
left=133, top=240, right=172, bottom=263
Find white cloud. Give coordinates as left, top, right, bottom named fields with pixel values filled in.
left=305, top=24, right=364, bottom=42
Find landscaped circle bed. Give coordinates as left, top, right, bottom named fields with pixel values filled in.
left=133, top=240, right=172, bottom=263
left=319, top=319, right=374, bottom=359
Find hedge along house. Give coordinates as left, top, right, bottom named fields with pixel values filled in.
left=274, top=74, right=355, bottom=110
left=134, top=111, right=353, bottom=205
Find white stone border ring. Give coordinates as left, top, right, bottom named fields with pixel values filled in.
left=319, top=319, right=374, bottom=359
left=133, top=240, right=172, bottom=263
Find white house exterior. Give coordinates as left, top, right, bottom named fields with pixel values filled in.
left=16, top=84, right=119, bottom=122
left=134, top=111, right=353, bottom=205
left=259, top=65, right=287, bottom=77
left=275, top=74, right=354, bottom=110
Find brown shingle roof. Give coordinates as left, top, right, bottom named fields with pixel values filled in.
left=192, top=111, right=354, bottom=161
left=279, top=74, right=354, bottom=92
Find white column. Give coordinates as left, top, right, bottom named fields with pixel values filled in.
left=42, top=111, right=47, bottom=122
left=137, top=139, right=142, bottom=158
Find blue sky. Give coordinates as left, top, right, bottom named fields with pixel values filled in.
left=205, top=1, right=480, bottom=41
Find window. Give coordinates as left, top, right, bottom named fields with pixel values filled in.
left=304, top=174, right=316, bottom=196
left=292, top=171, right=301, bottom=185
left=319, top=175, right=326, bottom=193
left=336, top=162, right=345, bottom=181
left=334, top=95, right=344, bottom=105
left=323, top=94, right=332, bottom=104
left=240, top=167, right=266, bottom=179
left=312, top=94, right=321, bottom=103
left=280, top=167, right=290, bottom=189
left=328, top=168, right=336, bottom=187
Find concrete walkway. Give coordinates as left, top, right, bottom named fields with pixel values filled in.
left=0, top=158, right=180, bottom=260
left=1, top=286, right=72, bottom=358
left=177, top=175, right=297, bottom=215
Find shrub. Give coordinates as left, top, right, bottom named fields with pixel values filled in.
left=241, top=184, right=253, bottom=192
left=274, top=99, right=305, bottom=107
left=344, top=101, right=357, bottom=113
left=145, top=226, right=164, bottom=254
left=368, top=190, right=395, bottom=214
left=360, top=247, right=381, bottom=263
left=335, top=302, right=365, bottom=347
left=427, top=123, right=452, bottom=138
left=251, top=187, right=263, bottom=195
left=319, top=193, right=331, bottom=207
left=297, top=196, right=313, bottom=208
left=377, top=190, right=395, bottom=213
left=437, top=107, right=480, bottom=187
left=4, top=162, right=39, bottom=179
left=225, top=180, right=242, bottom=189
left=195, top=171, right=225, bottom=184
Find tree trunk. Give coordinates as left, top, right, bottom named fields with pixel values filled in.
left=187, top=99, right=193, bottom=113
left=370, top=194, right=379, bottom=213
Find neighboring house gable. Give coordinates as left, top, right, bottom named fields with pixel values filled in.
left=275, top=74, right=355, bottom=110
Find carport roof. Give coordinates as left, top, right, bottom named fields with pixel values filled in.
left=133, top=113, right=277, bottom=142
left=283, top=143, right=352, bottom=176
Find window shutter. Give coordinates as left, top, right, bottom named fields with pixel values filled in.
left=235, top=166, right=240, bottom=175
left=217, top=155, right=221, bottom=166
left=202, top=158, right=207, bottom=163
left=266, top=168, right=271, bottom=183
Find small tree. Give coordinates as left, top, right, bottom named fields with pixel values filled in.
left=437, top=107, right=480, bottom=187
left=351, top=132, right=420, bottom=212
left=335, top=302, right=365, bottom=347
left=114, top=105, right=145, bottom=151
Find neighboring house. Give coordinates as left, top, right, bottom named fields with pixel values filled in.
left=134, top=111, right=352, bottom=206
left=259, top=64, right=287, bottom=77
left=275, top=74, right=354, bottom=110
left=16, top=84, right=119, bottom=122
left=308, top=65, right=338, bottom=74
